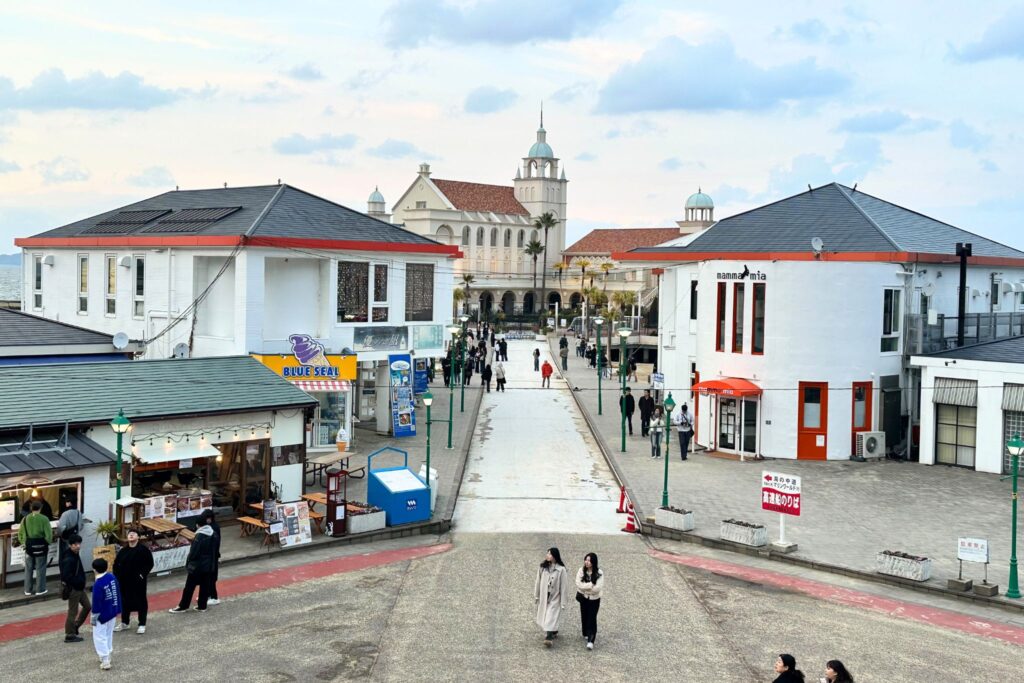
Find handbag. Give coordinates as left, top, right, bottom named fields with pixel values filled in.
left=575, top=591, right=585, bottom=604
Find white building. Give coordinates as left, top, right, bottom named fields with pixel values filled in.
left=384, top=114, right=568, bottom=317
left=16, top=183, right=459, bottom=443
left=618, top=183, right=1024, bottom=462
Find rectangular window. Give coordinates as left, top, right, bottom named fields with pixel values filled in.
left=991, top=279, right=1001, bottom=312
left=32, top=254, right=43, bottom=309
left=802, top=386, right=822, bottom=429
left=337, top=261, right=369, bottom=322
left=689, top=280, right=698, bottom=320
left=77, top=254, right=89, bottom=314
left=104, top=255, right=117, bottom=315
left=732, top=283, right=745, bottom=353
left=881, top=288, right=901, bottom=352
left=405, top=264, right=434, bottom=322
left=936, top=403, right=976, bottom=468
left=372, top=264, right=389, bottom=322
left=919, top=292, right=929, bottom=318
left=715, top=282, right=726, bottom=351
left=415, top=201, right=427, bottom=209
left=752, top=283, right=766, bottom=354
left=132, top=255, right=145, bottom=319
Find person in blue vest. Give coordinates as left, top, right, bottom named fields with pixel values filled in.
left=90, top=557, right=122, bottom=671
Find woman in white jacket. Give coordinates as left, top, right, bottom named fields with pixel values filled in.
left=575, top=552, right=604, bottom=649
left=534, top=547, right=572, bottom=647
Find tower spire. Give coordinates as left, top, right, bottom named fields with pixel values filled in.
left=540, top=101, right=543, bottom=129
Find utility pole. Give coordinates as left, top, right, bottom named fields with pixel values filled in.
left=956, top=242, right=972, bottom=347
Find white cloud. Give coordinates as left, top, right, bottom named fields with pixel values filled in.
left=837, top=110, right=939, bottom=134
left=36, top=156, right=89, bottom=183
left=284, top=63, right=324, bottom=81
left=128, top=166, right=175, bottom=187
left=366, top=139, right=432, bottom=160
left=464, top=86, right=518, bottom=114
left=949, top=119, right=991, bottom=151
left=0, top=158, right=19, bottom=173
left=951, top=6, right=1024, bottom=62
left=272, top=133, right=358, bottom=154
left=0, top=68, right=180, bottom=111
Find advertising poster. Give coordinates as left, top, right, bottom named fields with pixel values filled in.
left=354, top=326, right=408, bottom=352
left=389, top=353, right=416, bottom=438
left=412, top=325, right=444, bottom=351
left=175, top=490, right=213, bottom=520
left=413, top=357, right=429, bottom=395
left=278, top=501, right=313, bottom=548
left=761, top=471, right=802, bottom=516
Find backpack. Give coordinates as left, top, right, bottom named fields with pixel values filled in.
left=60, top=510, right=82, bottom=542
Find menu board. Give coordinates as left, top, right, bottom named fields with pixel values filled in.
left=277, top=501, right=313, bottom=548
left=142, top=494, right=178, bottom=521
left=175, top=490, right=213, bottom=520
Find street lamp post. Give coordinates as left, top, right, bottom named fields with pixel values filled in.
left=110, top=408, right=131, bottom=499
left=446, top=325, right=460, bottom=448
left=423, top=390, right=434, bottom=513
left=594, top=316, right=605, bottom=415
left=1007, top=433, right=1024, bottom=599
left=618, top=326, right=631, bottom=453
left=459, top=315, right=469, bottom=413
left=662, top=393, right=675, bottom=508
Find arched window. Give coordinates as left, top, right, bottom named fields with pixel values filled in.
left=490, top=227, right=498, bottom=247
left=531, top=229, right=539, bottom=243
left=462, top=226, right=470, bottom=245
left=476, top=227, right=484, bottom=246
left=504, top=229, right=511, bottom=247
left=437, top=225, right=453, bottom=244
left=517, top=230, right=525, bottom=247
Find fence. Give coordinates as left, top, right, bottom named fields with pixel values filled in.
left=905, top=312, right=1024, bottom=355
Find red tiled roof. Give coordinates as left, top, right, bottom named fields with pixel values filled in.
left=564, top=228, right=680, bottom=255
left=432, top=179, right=529, bottom=216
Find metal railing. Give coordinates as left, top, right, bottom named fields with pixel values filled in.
left=905, top=312, right=1024, bottom=355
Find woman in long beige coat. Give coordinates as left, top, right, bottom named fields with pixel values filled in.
left=534, top=547, right=572, bottom=647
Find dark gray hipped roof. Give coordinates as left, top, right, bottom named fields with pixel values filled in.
left=0, top=430, right=116, bottom=476
left=0, top=356, right=316, bottom=430
left=925, top=336, right=1024, bottom=363
left=0, top=308, right=118, bottom=348
left=631, top=183, right=1024, bottom=258
left=29, top=184, right=440, bottom=245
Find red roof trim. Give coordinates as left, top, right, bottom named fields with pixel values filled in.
left=16, top=235, right=460, bottom=256
left=612, top=250, right=1024, bottom=268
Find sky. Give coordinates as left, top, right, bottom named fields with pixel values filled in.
left=1, top=1, right=1023, bottom=254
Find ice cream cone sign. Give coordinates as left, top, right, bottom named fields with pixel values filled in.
left=336, top=427, right=349, bottom=453
left=289, top=334, right=331, bottom=368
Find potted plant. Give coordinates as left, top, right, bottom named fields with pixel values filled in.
left=719, top=519, right=768, bottom=547
left=346, top=502, right=386, bottom=534
left=94, top=520, right=120, bottom=546
left=655, top=505, right=694, bottom=532
left=875, top=550, right=932, bottom=582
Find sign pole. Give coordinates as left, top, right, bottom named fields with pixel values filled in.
left=778, top=513, right=786, bottom=546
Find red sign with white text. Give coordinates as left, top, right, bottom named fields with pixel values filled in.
left=761, top=471, right=801, bottom=516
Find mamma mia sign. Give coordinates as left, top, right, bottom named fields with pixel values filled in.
left=717, top=265, right=767, bottom=281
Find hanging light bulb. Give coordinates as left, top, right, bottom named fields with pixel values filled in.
left=149, top=439, right=154, bottom=447
left=216, top=454, right=223, bottom=463
left=166, top=437, right=171, bottom=445
left=250, top=428, right=255, bottom=437
left=185, top=435, right=190, bottom=443
left=30, top=488, right=39, bottom=498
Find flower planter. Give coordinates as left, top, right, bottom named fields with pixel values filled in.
left=346, top=509, right=385, bottom=535
left=655, top=507, right=694, bottom=532
left=719, top=519, right=767, bottom=547
left=875, top=551, right=932, bottom=582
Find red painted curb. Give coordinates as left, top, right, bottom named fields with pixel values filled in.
left=0, top=543, right=451, bottom=644
left=649, top=548, right=1024, bottom=647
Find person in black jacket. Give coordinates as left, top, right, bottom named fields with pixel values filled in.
left=59, top=534, right=90, bottom=643
left=638, top=389, right=655, bottom=437
left=481, top=364, right=493, bottom=392
left=113, top=530, right=154, bottom=633
left=618, top=387, right=635, bottom=435
left=772, top=654, right=806, bottom=682
left=168, top=517, right=217, bottom=613
left=201, top=510, right=222, bottom=605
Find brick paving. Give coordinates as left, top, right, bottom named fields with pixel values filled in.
left=552, top=334, right=1020, bottom=596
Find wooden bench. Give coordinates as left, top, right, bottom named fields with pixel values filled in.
left=237, top=516, right=276, bottom=547
left=308, top=510, right=325, bottom=534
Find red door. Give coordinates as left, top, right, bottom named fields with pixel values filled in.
left=797, top=381, right=828, bottom=460
left=851, top=381, right=873, bottom=455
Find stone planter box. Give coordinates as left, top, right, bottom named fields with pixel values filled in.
left=719, top=519, right=767, bottom=547
left=347, top=509, right=385, bottom=535
left=656, top=507, right=694, bottom=532
left=875, top=551, right=932, bottom=582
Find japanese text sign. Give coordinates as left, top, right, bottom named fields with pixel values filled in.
left=761, top=471, right=801, bottom=517
left=957, top=537, right=989, bottom=564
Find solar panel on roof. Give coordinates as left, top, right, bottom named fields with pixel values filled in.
left=81, top=224, right=144, bottom=235
left=141, top=206, right=242, bottom=233
left=82, top=209, right=172, bottom=233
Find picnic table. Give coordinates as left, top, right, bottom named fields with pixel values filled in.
left=236, top=516, right=276, bottom=547
left=247, top=501, right=325, bottom=534
left=137, top=518, right=189, bottom=543
left=304, top=452, right=366, bottom=486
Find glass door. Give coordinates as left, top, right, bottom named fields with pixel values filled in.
left=742, top=399, right=757, bottom=453
left=719, top=398, right=737, bottom=450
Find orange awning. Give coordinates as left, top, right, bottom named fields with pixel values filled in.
left=691, top=377, right=762, bottom=397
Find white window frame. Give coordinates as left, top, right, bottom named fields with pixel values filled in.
left=881, top=287, right=901, bottom=353
left=77, top=254, right=89, bottom=314
left=371, top=262, right=389, bottom=322
left=104, top=254, right=117, bottom=317
left=32, top=254, right=43, bottom=310
left=132, top=254, right=145, bottom=319
left=991, top=278, right=1001, bottom=312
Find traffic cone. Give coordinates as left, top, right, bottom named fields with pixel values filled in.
left=621, top=502, right=639, bottom=533
left=616, top=485, right=627, bottom=513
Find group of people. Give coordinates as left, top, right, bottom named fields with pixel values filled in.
left=440, top=328, right=509, bottom=394
left=534, top=547, right=603, bottom=650
left=772, top=654, right=856, bottom=682
left=614, top=388, right=695, bottom=460
left=54, top=509, right=223, bottom=670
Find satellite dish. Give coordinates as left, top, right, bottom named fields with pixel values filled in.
left=810, top=237, right=824, bottom=254
left=922, top=282, right=935, bottom=298
left=112, top=332, right=130, bottom=350
left=172, top=343, right=190, bottom=359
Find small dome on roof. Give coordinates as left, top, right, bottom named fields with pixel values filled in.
left=685, top=188, right=713, bottom=209
left=368, top=186, right=385, bottom=203
left=528, top=130, right=554, bottom=158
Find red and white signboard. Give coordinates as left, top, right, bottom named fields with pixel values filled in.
left=761, top=471, right=801, bottom=517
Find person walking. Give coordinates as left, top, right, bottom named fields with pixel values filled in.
left=90, top=558, right=121, bottom=671
left=114, top=530, right=153, bottom=633
left=559, top=344, right=569, bottom=371
left=59, top=534, right=89, bottom=643
left=533, top=347, right=541, bottom=371
left=638, top=389, right=655, bottom=437
left=586, top=344, right=596, bottom=368
left=577, top=338, right=586, bottom=358
left=823, top=660, right=854, bottom=683
left=481, top=364, right=493, bottom=392
left=202, top=510, right=222, bottom=605
left=441, top=355, right=451, bottom=388
left=463, top=357, right=474, bottom=385
left=18, top=500, right=52, bottom=596
left=494, top=361, right=506, bottom=392
left=499, top=338, right=508, bottom=361
left=559, top=334, right=568, bottom=352
left=168, top=516, right=217, bottom=613
left=673, top=403, right=694, bottom=460
left=772, top=654, right=806, bottom=682
left=628, top=356, right=638, bottom=382
left=618, top=387, right=635, bottom=435
left=541, top=360, right=553, bottom=388
left=575, top=552, right=604, bottom=650
left=534, top=547, right=572, bottom=647
left=650, top=406, right=664, bottom=458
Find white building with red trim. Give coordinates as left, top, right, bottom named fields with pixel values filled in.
left=617, top=183, right=1024, bottom=464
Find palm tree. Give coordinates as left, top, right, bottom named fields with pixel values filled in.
left=552, top=262, right=567, bottom=308
left=452, top=287, right=465, bottom=317
left=534, top=212, right=558, bottom=318
left=460, top=273, right=475, bottom=316
left=524, top=239, right=544, bottom=299
left=574, top=258, right=591, bottom=332
left=599, top=261, right=615, bottom=297
left=608, top=290, right=637, bottom=370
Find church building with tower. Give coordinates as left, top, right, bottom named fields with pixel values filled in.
left=376, top=114, right=568, bottom=317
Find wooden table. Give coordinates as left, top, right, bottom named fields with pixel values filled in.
left=137, top=518, right=188, bottom=543
left=236, top=516, right=276, bottom=547
left=300, top=493, right=327, bottom=511
left=308, top=510, right=325, bottom=534
left=305, top=452, right=350, bottom=486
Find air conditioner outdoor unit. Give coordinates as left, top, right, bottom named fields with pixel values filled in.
left=856, top=431, right=886, bottom=459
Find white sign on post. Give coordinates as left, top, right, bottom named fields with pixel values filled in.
left=652, top=372, right=665, bottom=390
left=957, top=537, right=989, bottom=564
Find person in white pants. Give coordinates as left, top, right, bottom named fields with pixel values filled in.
left=90, top=557, right=122, bottom=670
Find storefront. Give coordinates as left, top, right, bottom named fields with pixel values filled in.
left=692, top=377, right=762, bottom=458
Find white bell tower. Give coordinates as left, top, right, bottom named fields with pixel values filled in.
left=513, top=106, right=568, bottom=254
